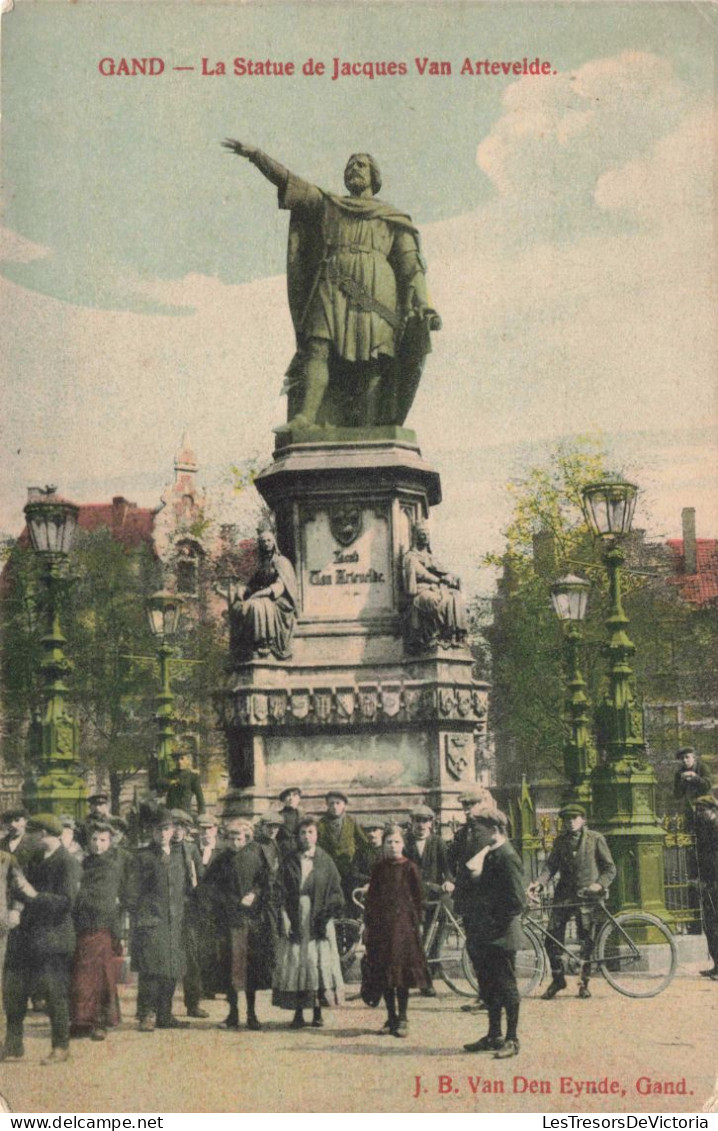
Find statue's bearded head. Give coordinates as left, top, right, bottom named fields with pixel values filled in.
left=344, top=153, right=381, bottom=196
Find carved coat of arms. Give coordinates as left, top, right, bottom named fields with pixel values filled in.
left=290, top=690, right=312, bottom=719
left=330, top=504, right=362, bottom=547
left=314, top=690, right=334, bottom=723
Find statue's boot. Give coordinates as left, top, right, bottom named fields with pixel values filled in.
left=274, top=353, right=329, bottom=434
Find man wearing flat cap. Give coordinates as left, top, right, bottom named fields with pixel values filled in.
left=406, top=805, right=455, bottom=996
left=528, top=804, right=616, bottom=1000
left=276, top=788, right=305, bottom=856
left=693, top=794, right=718, bottom=980
left=317, top=791, right=369, bottom=903
left=160, top=751, right=205, bottom=817
left=674, top=748, right=713, bottom=829
left=0, top=808, right=36, bottom=871
left=3, top=813, right=80, bottom=1064
left=170, top=811, right=206, bottom=1018
left=127, top=808, right=188, bottom=1031
left=349, top=818, right=386, bottom=891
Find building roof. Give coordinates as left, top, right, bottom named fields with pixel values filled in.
left=666, top=538, right=718, bottom=607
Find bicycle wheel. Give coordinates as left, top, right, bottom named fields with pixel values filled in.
left=514, top=920, right=546, bottom=997
left=334, top=917, right=362, bottom=976
left=597, top=912, right=677, bottom=998
left=437, top=920, right=477, bottom=997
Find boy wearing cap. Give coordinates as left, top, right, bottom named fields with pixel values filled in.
left=350, top=819, right=385, bottom=890
left=528, top=804, right=616, bottom=1000
left=0, top=808, right=36, bottom=871
left=674, top=748, right=713, bottom=828
left=127, top=808, right=188, bottom=1031
left=276, top=788, right=305, bottom=855
left=462, top=810, right=524, bottom=1058
left=171, top=812, right=207, bottom=1019
left=405, top=806, right=454, bottom=996
left=317, top=791, right=369, bottom=902
left=3, top=813, right=80, bottom=1064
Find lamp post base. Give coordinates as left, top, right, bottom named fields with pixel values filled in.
left=23, top=763, right=88, bottom=820
left=591, top=760, right=668, bottom=918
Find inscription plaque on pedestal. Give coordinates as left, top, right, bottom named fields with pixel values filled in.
left=301, top=505, right=393, bottom=620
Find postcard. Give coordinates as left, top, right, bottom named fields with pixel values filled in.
left=1, top=0, right=716, bottom=1116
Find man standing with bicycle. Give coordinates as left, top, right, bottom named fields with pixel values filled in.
left=527, top=803, right=616, bottom=1000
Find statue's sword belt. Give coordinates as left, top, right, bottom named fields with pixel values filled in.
left=323, top=257, right=402, bottom=331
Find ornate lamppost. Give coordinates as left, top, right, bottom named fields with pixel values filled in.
left=22, top=486, right=87, bottom=817
left=550, top=573, right=595, bottom=812
left=581, top=479, right=667, bottom=915
left=146, top=589, right=185, bottom=789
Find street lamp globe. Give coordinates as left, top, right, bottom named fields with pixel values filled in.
left=550, top=574, right=590, bottom=623
left=24, top=487, right=79, bottom=556
left=146, top=589, right=184, bottom=640
left=581, top=479, right=638, bottom=541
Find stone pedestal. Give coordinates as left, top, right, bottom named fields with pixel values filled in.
left=217, top=434, right=488, bottom=826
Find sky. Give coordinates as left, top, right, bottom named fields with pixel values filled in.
left=1, top=0, right=716, bottom=595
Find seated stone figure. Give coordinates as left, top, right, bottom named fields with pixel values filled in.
left=228, top=524, right=299, bottom=662
left=402, top=521, right=467, bottom=650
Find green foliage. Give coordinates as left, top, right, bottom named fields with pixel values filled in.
left=1, top=526, right=231, bottom=796
left=484, top=438, right=718, bottom=802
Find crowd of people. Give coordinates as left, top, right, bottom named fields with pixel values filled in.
left=0, top=745, right=715, bottom=1066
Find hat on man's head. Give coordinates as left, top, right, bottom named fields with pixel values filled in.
left=472, top=807, right=508, bottom=830
left=279, top=787, right=302, bottom=802
left=361, top=817, right=386, bottom=831
left=675, top=746, right=696, bottom=760
left=27, top=812, right=63, bottom=837
left=411, top=805, right=435, bottom=820
left=170, top=809, right=193, bottom=827
left=326, top=790, right=349, bottom=804
left=558, top=804, right=587, bottom=819
left=259, top=811, right=284, bottom=827
left=150, top=806, right=175, bottom=828
left=197, top=814, right=218, bottom=828
left=459, top=789, right=488, bottom=805
left=59, top=815, right=76, bottom=830
left=88, top=793, right=109, bottom=806
left=2, top=807, right=29, bottom=822
left=695, top=794, right=718, bottom=810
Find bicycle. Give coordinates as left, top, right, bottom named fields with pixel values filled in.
left=515, top=891, right=678, bottom=998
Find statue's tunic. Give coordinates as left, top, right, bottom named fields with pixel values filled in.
left=279, top=174, right=423, bottom=364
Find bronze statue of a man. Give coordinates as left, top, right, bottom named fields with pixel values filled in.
left=223, top=142, right=440, bottom=432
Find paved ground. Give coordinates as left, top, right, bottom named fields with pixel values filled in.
left=1, top=966, right=716, bottom=1116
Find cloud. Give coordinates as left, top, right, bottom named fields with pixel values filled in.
left=3, top=51, right=715, bottom=599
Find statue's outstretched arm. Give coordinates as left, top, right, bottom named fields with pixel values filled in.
left=222, top=139, right=290, bottom=189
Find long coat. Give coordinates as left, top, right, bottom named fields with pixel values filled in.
left=128, top=843, right=186, bottom=979
left=202, top=841, right=278, bottom=992
left=538, top=827, right=617, bottom=905
left=364, top=857, right=429, bottom=989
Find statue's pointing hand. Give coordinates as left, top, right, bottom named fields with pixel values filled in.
left=222, top=138, right=257, bottom=160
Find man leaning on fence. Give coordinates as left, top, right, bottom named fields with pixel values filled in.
left=527, top=803, right=617, bottom=1001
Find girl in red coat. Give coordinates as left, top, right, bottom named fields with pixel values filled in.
left=364, top=824, right=429, bottom=1037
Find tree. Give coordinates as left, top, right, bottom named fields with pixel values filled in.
left=483, top=437, right=717, bottom=811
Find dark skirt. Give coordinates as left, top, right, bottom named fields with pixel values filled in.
left=70, top=929, right=120, bottom=1030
